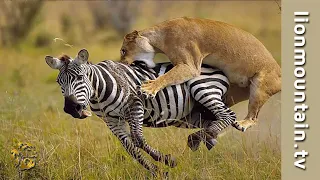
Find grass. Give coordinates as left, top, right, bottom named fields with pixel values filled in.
left=0, top=100, right=280, bottom=179
left=0, top=46, right=280, bottom=179
left=0, top=1, right=280, bottom=179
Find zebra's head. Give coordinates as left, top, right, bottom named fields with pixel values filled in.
left=45, top=49, right=93, bottom=119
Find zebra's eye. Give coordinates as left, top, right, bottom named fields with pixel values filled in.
left=77, top=75, right=83, bottom=80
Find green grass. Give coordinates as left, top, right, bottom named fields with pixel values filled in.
left=0, top=1, right=280, bottom=179
left=0, top=45, right=280, bottom=179
left=0, top=101, right=280, bottom=179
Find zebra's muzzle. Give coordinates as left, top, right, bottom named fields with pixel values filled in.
left=64, top=95, right=91, bottom=119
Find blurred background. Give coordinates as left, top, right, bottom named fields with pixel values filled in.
left=0, top=1, right=281, bottom=179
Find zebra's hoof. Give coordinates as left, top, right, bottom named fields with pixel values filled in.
left=204, top=138, right=218, bottom=150
left=151, top=171, right=169, bottom=178
left=162, top=171, right=169, bottom=179
left=164, top=154, right=177, bottom=168
left=187, top=133, right=201, bottom=151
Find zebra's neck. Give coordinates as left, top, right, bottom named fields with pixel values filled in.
left=85, top=60, right=132, bottom=105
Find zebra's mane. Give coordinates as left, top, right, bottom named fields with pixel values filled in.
left=58, top=54, right=93, bottom=67
left=103, top=60, right=131, bottom=97
left=58, top=54, right=71, bottom=65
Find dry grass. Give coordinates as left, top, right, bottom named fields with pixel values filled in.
left=0, top=1, right=280, bottom=179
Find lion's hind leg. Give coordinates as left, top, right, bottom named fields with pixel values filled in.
left=234, top=70, right=281, bottom=132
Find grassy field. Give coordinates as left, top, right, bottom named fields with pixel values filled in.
left=0, top=1, right=281, bottom=179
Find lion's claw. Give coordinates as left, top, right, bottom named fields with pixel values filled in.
left=140, top=79, right=160, bottom=99
left=232, top=119, right=256, bottom=132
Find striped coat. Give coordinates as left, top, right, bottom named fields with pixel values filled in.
left=46, top=50, right=239, bottom=176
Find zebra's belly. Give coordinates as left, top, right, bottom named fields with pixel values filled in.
left=142, top=83, right=195, bottom=127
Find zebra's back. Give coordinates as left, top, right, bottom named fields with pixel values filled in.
left=127, top=62, right=230, bottom=128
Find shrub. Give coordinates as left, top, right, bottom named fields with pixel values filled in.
left=34, top=31, right=53, bottom=48
left=0, top=0, right=43, bottom=46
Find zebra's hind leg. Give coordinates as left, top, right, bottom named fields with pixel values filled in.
left=187, top=128, right=218, bottom=151
left=202, top=103, right=237, bottom=150
left=190, top=96, right=237, bottom=150
left=187, top=131, right=202, bottom=151
left=186, top=103, right=219, bottom=151
left=127, top=99, right=177, bottom=168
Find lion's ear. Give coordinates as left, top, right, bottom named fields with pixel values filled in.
left=125, top=30, right=141, bottom=41
left=134, top=30, right=142, bottom=37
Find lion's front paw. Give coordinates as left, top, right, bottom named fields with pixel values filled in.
left=140, top=80, right=160, bottom=98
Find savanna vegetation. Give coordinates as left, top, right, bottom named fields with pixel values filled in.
left=0, top=1, right=281, bottom=179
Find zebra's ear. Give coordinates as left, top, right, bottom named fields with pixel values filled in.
left=75, top=48, right=89, bottom=65
left=45, top=56, right=64, bottom=69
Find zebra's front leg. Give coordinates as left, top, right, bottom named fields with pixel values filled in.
left=105, top=118, right=159, bottom=176
left=126, top=99, right=177, bottom=168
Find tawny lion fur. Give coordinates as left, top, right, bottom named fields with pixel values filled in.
left=120, top=17, right=281, bottom=131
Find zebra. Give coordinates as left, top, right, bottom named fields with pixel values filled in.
left=45, top=48, right=241, bottom=176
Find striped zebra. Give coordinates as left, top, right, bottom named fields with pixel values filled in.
left=45, top=49, right=241, bottom=175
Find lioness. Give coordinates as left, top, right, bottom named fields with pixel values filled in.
left=119, top=17, right=281, bottom=131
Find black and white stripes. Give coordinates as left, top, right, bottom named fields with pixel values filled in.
left=46, top=49, right=239, bottom=175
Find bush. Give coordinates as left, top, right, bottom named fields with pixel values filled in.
left=34, top=31, right=53, bottom=48
left=0, top=0, right=43, bottom=46
left=87, top=1, right=141, bottom=36
left=61, top=13, right=73, bottom=35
